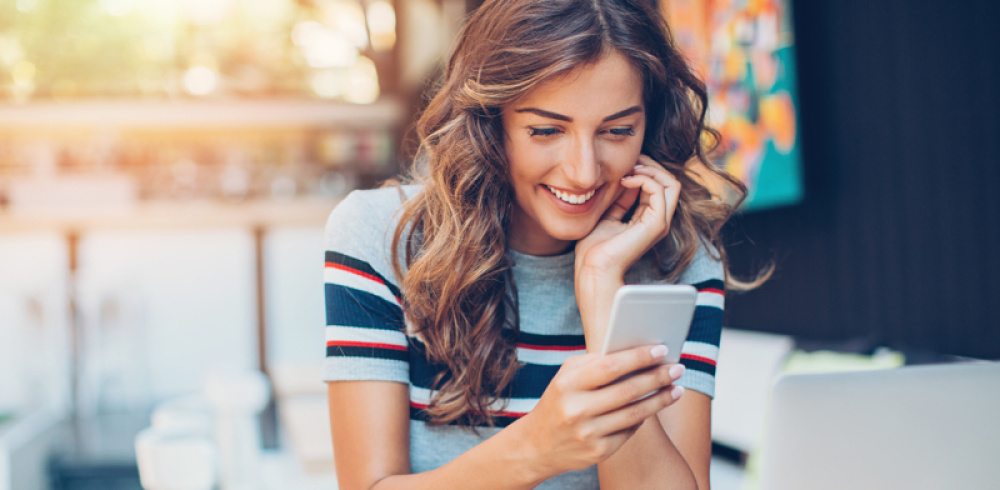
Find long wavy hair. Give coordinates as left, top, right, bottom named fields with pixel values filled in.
left=391, top=0, right=768, bottom=427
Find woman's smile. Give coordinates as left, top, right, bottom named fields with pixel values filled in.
left=543, top=184, right=599, bottom=205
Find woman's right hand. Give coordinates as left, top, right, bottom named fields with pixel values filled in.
left=512, top=343, right=687, bottom=478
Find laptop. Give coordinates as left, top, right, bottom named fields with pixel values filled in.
left=758, top=361, right=1000, bottom=490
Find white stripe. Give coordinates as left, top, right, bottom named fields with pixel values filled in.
left=681, top=341, right=720, bottom=362
left=675, top=369, right=715, bottom=398
left=409, top=386, right=539, bottom=415
left=325, top=325, right=407, bottom=348
left=516, top=347, right=586, bottom=366
left=325, top=267, right=401, bottom=307
left=696, top=290, right=725, bottom=309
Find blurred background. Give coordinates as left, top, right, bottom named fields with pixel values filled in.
left=0, top=0, right=997, bottom=489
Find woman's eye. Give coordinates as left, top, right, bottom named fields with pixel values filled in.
left=529, top=127, right=560, bottom=137
left=608, top=127, right=636, bottom=137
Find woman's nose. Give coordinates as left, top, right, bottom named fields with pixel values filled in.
left=563, top=136, right=599, bottom=188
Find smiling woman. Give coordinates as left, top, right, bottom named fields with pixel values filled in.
left=322, top=0, right=769, bottom=489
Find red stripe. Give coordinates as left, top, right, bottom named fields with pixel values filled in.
left=492, top=409, right=529, bottom=418
left=326, top=340, right=407, bottom=352
left=325, top=262, right=403, bottom=304
left=409, top=401, right=527, bottom=419
left=517, top=343, right=586, bottom=352
left=681, top=353, right=717, bottom=366
left=698, top=288, right=724, bottom=295
left=325, top=262, right=385, bottom=286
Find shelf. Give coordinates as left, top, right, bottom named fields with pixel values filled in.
left=0, top=97, right=405, bottom=130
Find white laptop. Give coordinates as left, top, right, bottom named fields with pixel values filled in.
left=758, top=361, right=1000, bottom=490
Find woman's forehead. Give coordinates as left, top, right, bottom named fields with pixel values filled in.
left=508, top=52, right=644, bottom=118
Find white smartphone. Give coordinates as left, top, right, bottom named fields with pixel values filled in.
left=599, top=284, right=697, bottom=361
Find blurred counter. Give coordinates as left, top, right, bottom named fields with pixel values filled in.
left=0, top=198, right=339, bottom=234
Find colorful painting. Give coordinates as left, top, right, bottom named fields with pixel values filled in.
left=665, top=0, right=803, bottom=211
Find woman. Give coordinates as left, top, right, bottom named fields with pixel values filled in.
left=323, top=0, right=763, bottom=488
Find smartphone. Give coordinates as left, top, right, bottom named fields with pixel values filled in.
left=599, top=284, right=697, bottom=362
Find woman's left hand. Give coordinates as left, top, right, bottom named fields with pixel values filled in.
left=575, top=154, right=682, bottom=279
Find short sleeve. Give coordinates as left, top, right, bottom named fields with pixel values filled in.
left=322, top=190, right=410, bottom=384
left=674, top=243, right=725, bottom=398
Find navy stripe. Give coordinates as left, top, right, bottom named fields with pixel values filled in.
left=506, top=363, right=560, bottom=398
left=693, top=279, right=725, bottom=291
left=325, top=284, right=404, bottom=331
left=409, top=357, right=558, bottom=399
left=681, top=357, right=717, bottom=377
left=409, top=339, right=558, bottom=399
left=327, top=345, right=409, bottom=362
left=325, top=251, right=403, bottom=300
left=686, top=306, right=723, bottom=345
left=516, top=331, right=586, bottom=348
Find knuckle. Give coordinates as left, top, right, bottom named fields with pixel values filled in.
left=553, top=376, right=573, bottom=393
left=658, top=365, right=673, bottom=384
left=638, top=346, right=657, bottom=362
left=615, top=382, right=639, bottom=402
left=659, top=387, right=676, bottom=406
left=626, top=405, right=646, bottom=425
left=561, top=405, right=583, bottom=425
left=591, top=441, right=611, bottom=461
left=598, top=356, right=620, bottom=373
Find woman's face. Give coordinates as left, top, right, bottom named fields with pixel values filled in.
left=502, top=50, right=646, bottom=255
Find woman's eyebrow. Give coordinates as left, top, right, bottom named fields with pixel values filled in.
left=601, top=106, right=643, bottom=122
left=513, top=106, right=643, bottom=123
left=514, top=107, right=571, bottom=121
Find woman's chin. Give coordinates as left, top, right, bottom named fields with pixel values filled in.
left=543, top=220, right=601, bottom=243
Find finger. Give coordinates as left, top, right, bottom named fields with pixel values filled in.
left=590, top=381, right=685, bottom=436
left=632, top=167, right=681, bottom=199
left=588, top=362, right=685, bottom=415
left=577, top=344, right=669, bottom=391
left=632, top=159, right=681, bottom=222
left=603, top=183, right=640, bottom=222
left=599, top=424, right=643, bottom=459
left=619, top=174, right=667, bottom=225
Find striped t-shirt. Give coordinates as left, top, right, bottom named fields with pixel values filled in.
left=323, top=186, right=724, bottom=489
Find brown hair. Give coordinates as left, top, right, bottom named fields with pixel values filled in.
left=391, top=0, right=768, bottom=427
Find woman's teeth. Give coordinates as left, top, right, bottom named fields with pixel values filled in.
left=545, top=185, right=596, bottom=205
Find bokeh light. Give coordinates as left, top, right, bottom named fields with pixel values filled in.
left=366, top=1, right=397, bottom=52
left=344, top=56, right=380, bottom=104
left=183, top=66, right=219, bottom=96
left=0, top=0, right=393, bottom=103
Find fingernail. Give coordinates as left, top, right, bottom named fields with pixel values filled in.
left=650, top=345, right=667, bottom=359
left=671, top=385, right=685, bottom=401
left=669, top=364, right=686, bottom=379
left=634, top=163, right=646, bottom=169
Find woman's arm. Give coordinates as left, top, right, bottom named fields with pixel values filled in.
left=574, top=156, right=711, bottom=489
left=657, top=391, right=714, bottom=490
left=328, top=379, right=543, bottom=490
left=328, top=345, right=686, bottom=490
left=576, top=272, right=706, bottom=490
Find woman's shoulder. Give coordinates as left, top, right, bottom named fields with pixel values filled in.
left=676, top=239, right=724, bottom=286
left=326, top=185, right=420, bottom=229
left=628, top=239, right=724, bottom=286
left=324, top=184, right=422, bottom=261
left=330, top=184, right=420, bottom=218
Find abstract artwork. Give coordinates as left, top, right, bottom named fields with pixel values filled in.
left=665, top=0, right=803, bottom=210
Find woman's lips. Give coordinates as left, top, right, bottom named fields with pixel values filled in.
left=541, top=184, right=602, bottom=214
